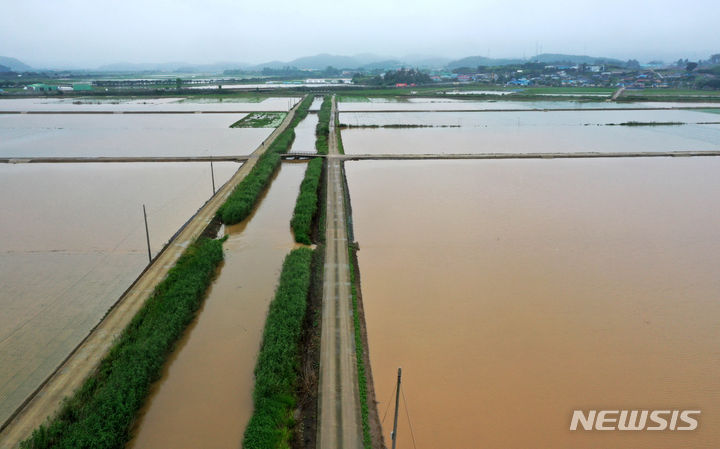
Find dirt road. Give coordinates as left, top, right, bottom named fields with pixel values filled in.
left=317, top=96, right=363, bottom=449
left=0, top=98, right=305, bottom=449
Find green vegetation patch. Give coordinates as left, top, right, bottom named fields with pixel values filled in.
left=242, top=247, right=314, bottom=449
left=291, top=158, right=323, bottom=245
left=610, top=121, right=685, bottom=126
left=230, top=112, right=288, bottom=128
left=336, top=95, right=371, bottom=103
left=218, top=95, right=313, bottom=224
left=338, top=124, right=459, bottom=129
left=519, top=87, right=615, bottom=95
left=349, top=245, right=371, bottom=449
left=21, top=237, right=225, bottom=449
left=315, top=96, right=331, bottom=155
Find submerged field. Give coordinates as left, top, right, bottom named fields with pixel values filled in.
left=346, top=158, right=720, bottom=449
left=339, top=108, right=720, bottom=154
left=0, top=162, right=239, bottom=426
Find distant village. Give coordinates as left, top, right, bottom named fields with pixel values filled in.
left=1, top=54, right=719, bottom=93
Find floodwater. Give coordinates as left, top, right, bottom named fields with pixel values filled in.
left=0, top=162, right=239, bottom=426
left=128, top=163, right=305, bottom=449
left=0, top=97, right=300, bottom=112
left=339, top=110, right=720, bottom=154
left=338, top=97, right=720, bottom=111
left=0, top=114, right=271, bottom=157
left=309, top=97, right=325, bottom=111
left=288, top=113, right=319, bottom=153
left=346, top=159, right=720, bottom=449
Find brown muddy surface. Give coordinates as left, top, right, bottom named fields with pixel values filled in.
left=339, top=109, right=720, bottom=155
left=0, top=113, right=272, bottom=157
left=0, top=162, right=239, bottom=426
left=128, top=163, right=305, bottom=449
left=346, top=159, right=720, bottom=449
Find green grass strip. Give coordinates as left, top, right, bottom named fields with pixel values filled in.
left=335, top=105, right=346, bottom=155
left=21, top=237, right=225, bottom=449
left=349, top=245, right=372, bottom=449
left=218, top=95, right=313, bottom=224
left=242, top=247, right=314, bottom=449
left=315, top=96, right=331, bottom=155
left=290, top=157, right=323, bottom=245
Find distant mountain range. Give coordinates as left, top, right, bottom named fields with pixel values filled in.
left=0, top=52, right=637, bottom=74
left=0, top=56, right=33, bottom=72
left=446, top=53, right=625, bottom=69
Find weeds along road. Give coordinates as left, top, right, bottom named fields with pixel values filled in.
left=318, top=96, right=364, bottom=449
left=0, top=98, right=306, bottom=449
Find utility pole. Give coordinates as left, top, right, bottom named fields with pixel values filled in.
left=391, top=367, right=402, bottom=449
left=210, top=160, right=216, bottom=195
left=142, top=204, right=152, bottom=263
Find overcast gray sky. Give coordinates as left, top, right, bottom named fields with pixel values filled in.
left=2, top=0, right=718, bottom=68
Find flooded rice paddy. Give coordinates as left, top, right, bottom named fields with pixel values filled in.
left=129, top=163, right=304, bottom=449
left=0, top=113, right=271, bottom=157
left=346, top=159, right=720, bottom=449
left=0, top=162, right=239, bottom=425
left=0, top=96, right=300, bottom=112
left=339, top=109, right=720, bottom=154
left=288, top=113, right=319, bottom=153
left=338, top=97, right=720, bottom=111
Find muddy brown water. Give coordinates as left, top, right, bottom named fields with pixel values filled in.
left=346, top=159, right=720, bottom=449
left=128, top=162, right=305, bottom=449
left=0, top=162, right=239, bottom=426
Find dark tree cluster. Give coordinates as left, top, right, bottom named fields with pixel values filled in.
left=362, top=68, right=431, bottom=86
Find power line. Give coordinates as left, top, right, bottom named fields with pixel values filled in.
left=381, top=381, right=396, bottom=425
left=402, top=386, right=419, bottom=449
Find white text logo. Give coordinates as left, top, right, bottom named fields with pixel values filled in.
left=570, top=410, right=700, bottom=431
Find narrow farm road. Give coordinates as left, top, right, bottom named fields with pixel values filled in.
left=317, top=96, right=363, bottom=449
left=0, top=98, right=306, bottom=449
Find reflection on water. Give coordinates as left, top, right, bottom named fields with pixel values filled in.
left=0, top=162, right=239, bottom=425
left=129, top=163, right=305, bottom=449
left=346, top=159, right=720, bottom=449
left=0, top=114, right=272, bottom=157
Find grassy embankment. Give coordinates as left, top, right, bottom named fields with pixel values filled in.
left=20, top=237, right=225, bottom=449
left=334, top=97, right=346, bottom=155
left=611, top=121, right=685, bottom=126
left=230, top=112, right=287, bottom=128
left=349, top=243, right=371, bottom=449
left=315, top=96, right=331, bottom=155
left=217, top=94, right=313, bottom=224
left=290, top=158, right=323, bottom=245
left=242, top=247, right=315, bottom=449
left=339, top=123, right=459, bottom=129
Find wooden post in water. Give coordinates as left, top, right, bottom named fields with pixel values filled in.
left=210, top=160, right=216, bottom=195
left=391, top=367, right=402, bottom=449
left=143, top=204, right=151, bottom=263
